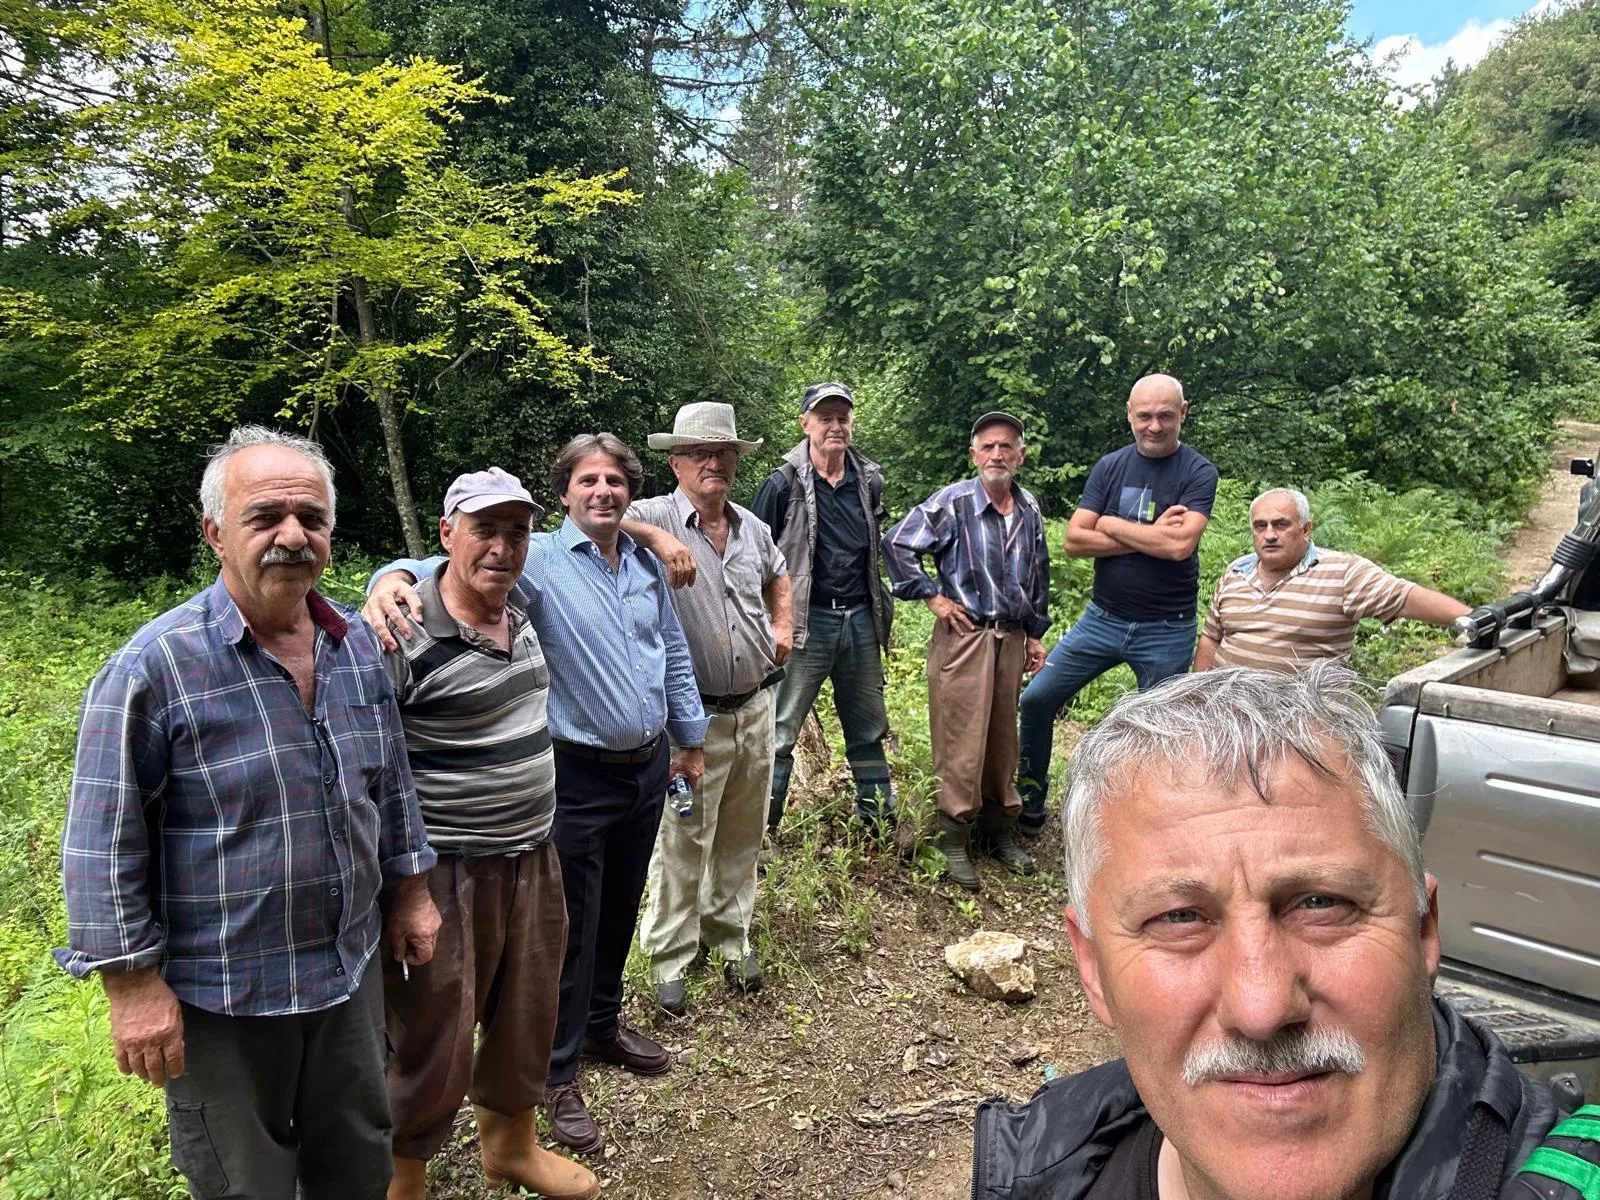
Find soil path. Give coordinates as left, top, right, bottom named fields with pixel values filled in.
left=1501, top=420, right=1600, bottom=587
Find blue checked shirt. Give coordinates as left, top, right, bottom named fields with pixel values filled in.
left=55, top=578, right=436, bottom=1016
left=380, top=516, right=708, bottom=751
left=883, top=477, right=1052, bottom=638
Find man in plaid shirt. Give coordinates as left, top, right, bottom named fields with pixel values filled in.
left=56, top=427, right=439, bottom=1200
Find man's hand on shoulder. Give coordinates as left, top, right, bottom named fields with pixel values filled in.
left=361, top=572, right=423, bottom=653
left=102, top=968, right=185, bottom=1088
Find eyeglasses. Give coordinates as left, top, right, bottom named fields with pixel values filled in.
left=675, top=446, right=740, bottom=462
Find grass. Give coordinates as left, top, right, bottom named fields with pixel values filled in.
left=0, top=471, right=1514, bottom=1197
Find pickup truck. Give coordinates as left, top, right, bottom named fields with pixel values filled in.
left=1378, top=448, right=1600, bottom=1111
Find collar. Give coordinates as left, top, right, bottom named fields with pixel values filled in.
left=211, top=575, right=348, bottom=644
left=558, top=513, right=637, bottom=558
left=1231, top=542, right=1321, bottom=577
left=421, top=560, right=526, bottom=641
left=670, top=487, right=740, bottom=530
left=971, top=476, right=1024, bottom=515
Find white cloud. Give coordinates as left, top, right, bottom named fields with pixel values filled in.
left=1369, top=1, right=1559, bottom=93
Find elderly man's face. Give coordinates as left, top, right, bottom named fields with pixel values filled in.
left=801, top=400, right=854, bottom=456
left=203, top=445, right=332, bottom=615
left=1065, top=753, right=1440, bottom=1200
left=670, top=444, right=740, bottom=504
left=970, top=424, right=1025, bottom=489
left=1251, top=494, right=1312, bottom=574
left=441, top=502, right=532, bottom=607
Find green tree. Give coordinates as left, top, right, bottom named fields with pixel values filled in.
left=802, top=0, right=1590, bottom=509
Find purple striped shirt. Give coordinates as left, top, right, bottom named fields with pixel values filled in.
left=55, top=577, right=436, bottom=1016
left=882, top=477, right=1052, bottom=638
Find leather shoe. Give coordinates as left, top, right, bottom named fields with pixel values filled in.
left=724, top=951, right=762, bottom=993
left=581, top=1025, right=671, bottom=1075
left=656, top=976, right=687, bottom=1018
left=544, top=1082, right=603, bottom=1156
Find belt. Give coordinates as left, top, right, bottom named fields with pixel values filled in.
left=700, top=669, right=785, bottom=714
left=815, top=594, right=869, bottom=610
left=551, top=734, right=663, bottom=764
left=972, top=617, right=1025, bottom=631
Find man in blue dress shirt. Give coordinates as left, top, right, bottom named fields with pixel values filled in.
left=364, top=432, right=708, bottom=1158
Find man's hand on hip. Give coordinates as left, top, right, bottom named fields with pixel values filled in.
left=101, top=968, right=185, bottom=1088
left=670, top=746, right=706, bottom=790
left=926, top=594, right=975, bottom=633
left=360, top=573, right=423, bottom=653
left=385, top=873, right=441, bottom=967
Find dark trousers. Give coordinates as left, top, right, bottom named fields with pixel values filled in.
left=547, top=738, right=669, bottom=1086
left=385, top=845, right=568, bottom=1159
left=165, top=965, right=390, bottom=1200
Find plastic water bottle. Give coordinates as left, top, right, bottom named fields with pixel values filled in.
left=668, top=774, right=694, bottom=820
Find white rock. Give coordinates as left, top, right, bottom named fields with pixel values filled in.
left=944, top=930, right=1035, bottom=1001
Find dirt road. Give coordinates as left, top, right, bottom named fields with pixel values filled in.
left=1501, top=420, right=1600, bottom=587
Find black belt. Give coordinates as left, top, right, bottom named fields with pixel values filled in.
left=701, top=669, right=785, bottom=714
left=815, top=594, right=869, bottom=610
left=972, top=618, right=1025, bottom=631
left=551, top=734, right=663, bottom=764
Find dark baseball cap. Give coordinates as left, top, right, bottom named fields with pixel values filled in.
left=971, top=411, right=1025, bottom=439
left=800, top=382, right=855, bottom=413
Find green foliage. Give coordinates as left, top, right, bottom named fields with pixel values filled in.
left=802, top=0, right=1592, bottom=511
left=1452, top=0, right=1600, bottom=400
left=0, top=571, right=188, bottom=1198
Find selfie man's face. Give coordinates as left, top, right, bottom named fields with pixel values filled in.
left=562, top=451, right=630, bottom=541
left=1065, top=752, right=1440, bottom=1200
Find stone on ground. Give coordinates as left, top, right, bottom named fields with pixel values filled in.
left=944, top=930, right=1035, bottom=1001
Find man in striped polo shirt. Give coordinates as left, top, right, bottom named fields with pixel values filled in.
left=1194, top=488, right=1468, bottom=673
left=381, top=468, right=598, bottom=1200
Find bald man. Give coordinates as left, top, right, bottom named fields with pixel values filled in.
left=1014, top=375, right=1218, bottom=836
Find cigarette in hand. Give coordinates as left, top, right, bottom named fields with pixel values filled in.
left=402, top=961, right=410, bottom=983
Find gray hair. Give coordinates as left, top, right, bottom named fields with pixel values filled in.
left=1251, top=487, right=1312, bottom=525
left=200, top=426, right=337, bottom=528
left=1062, top=661, right=1426, bottom=937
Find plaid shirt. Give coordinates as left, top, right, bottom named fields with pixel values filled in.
left=55, top=577, right=436, bottom=1016
left=883, top=477, right=1052, bottom=638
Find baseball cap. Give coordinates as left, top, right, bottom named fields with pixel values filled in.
left=971, top=411, right=1026, bottom=439
left=442, top=467, right=543, bottom=519
left=800, top=382, right=855, bottom=414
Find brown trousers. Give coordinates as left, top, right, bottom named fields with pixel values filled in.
left=384, top=844, right=567, bottom=1160
left=927, top=623, right=1027, bottom=821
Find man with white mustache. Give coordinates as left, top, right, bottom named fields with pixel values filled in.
left=363, top=434, right=707, bottom=1158
left=973, top=662, right=1576, bottom=1200
left=619, top=403, right=792, bottom=1016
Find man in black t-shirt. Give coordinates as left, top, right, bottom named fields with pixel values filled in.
left=1016, top=374, right=1218, bottom=834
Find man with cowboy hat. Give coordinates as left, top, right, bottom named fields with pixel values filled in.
left=621, top=402, right=793, bottom=1016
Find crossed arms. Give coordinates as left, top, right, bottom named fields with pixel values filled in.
left=1064, top=505, right=1210, bottom=562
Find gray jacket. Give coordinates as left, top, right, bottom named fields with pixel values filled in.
left=771, top=441, right=893, bottom=652
left=972, top=998, right=1568, bottom=1200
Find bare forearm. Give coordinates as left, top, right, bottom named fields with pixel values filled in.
left=765, top=576, right=793, bottom=632
left=1401, top=585, right=1470, bottom=627
left=1099, top=516, right=1190, bottom=560
left=1193, top=634, right=1220, bottom=671
left=620, top=519, right=665, bottom=551
left=1065, top=523, right=1136, bottom=559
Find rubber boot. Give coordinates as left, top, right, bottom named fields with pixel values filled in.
left=936, top=811, right=982, bottom=892
left=387, top=1157, right=426, bottom=1200
left=978, top=807, right=1036, bottom=875
left=474, top=1105, right=601, bottom=1199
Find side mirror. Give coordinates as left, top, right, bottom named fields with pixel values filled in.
left=1572, top=458, right=1596, bottom=478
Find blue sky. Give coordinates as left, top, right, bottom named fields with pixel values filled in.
left=1345, top=0, right=1547, bottom=88
left=1347, top=0, right=1532, bottom=43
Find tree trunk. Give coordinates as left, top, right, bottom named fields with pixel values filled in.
left=347, top=272, right=426, bottom=558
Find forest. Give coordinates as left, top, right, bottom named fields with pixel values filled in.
left=2, top=0, right=1599, bottom=1194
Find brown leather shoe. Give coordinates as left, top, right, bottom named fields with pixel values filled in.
left=581, top=1025, right=672, bottom=1075
left=544, top=1082, right=604, bottom=1156
left=475, top=1105, right=600, bottom=1198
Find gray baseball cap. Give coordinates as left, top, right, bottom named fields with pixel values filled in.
left=442, top=467, right=543, bottom=519
left=800, top=382, right=855, bottom=413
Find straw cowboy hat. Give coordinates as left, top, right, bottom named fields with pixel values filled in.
left=646, top=401, right=763, bottom=454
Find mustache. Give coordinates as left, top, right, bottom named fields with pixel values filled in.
left=1182, top=1026, right=1365, bottom=1086
left=259, top=545, right=318, bottom=567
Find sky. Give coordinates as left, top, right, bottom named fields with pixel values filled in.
left=1347, top=0, right=1555, bottom=89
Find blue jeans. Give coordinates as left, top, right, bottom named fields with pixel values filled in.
left=1016, top=602, right=1196, bottom=827
left=768, top=603, right=892, bottom=828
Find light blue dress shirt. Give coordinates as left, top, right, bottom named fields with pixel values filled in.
left=377, top=517, right=708, bottom=750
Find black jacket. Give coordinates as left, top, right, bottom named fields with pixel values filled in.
left=972, top=999, right=1568, bottom=1200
